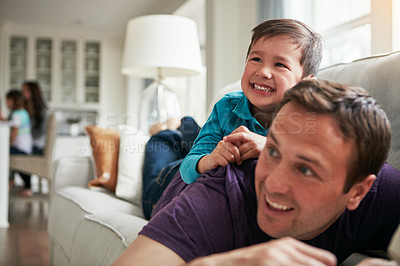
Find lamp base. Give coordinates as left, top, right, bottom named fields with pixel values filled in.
left=139, top=80, right=182, bottom=133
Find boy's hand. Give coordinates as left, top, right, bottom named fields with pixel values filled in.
left=223, top=126, right=267, bottom=162
left=197, top=140, right=241, bottom=174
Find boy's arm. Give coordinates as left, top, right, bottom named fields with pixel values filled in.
left=197, top=126, right=267, bottom=174
left=112, top=235, right=185, bottom=266
left=180, top=105, right=227, bottom=184
left=196, top=141, right=241, bottom=174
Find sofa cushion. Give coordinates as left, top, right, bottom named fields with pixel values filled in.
left=48, top=186, right=144, bottom=262
left=116, top=125, right=150, bottom=206
left=317, top=51, right=400, bottom=170
left=85, top=125, right=120, bottom=192
left=69, top=211, right=147, bottom=265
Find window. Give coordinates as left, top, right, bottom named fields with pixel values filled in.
left=261, top=0, right=400, bottom=67
left=314, top=0, right=371, bottom=67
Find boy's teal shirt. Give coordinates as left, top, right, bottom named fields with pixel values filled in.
left=179, top=91, right=269, bottom=184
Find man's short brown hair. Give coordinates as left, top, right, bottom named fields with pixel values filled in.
left=247, top=19, right=323, bottom=78
left=276, top=79, right=391, bottom=192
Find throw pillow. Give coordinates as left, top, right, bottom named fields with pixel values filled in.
left=85, top=125, right=120, bottom=192
left=115, top=125, right=150, bottom=207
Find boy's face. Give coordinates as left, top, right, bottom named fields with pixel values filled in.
left=255, top=102, right=366, bottom=240
left=241, top=35, right=311, bottom=114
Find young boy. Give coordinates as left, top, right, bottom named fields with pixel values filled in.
left=142, top=18, right=323, bottom=219
left=180, top=18, right=323, bottom=183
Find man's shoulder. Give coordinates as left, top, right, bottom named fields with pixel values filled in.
left=371, top=162, right=400, bottom=195
left=140, top=160, right=261, bottom=262
left=199, top=159, right=257, bottom=190
left=377, top=162, right=400, bottom=180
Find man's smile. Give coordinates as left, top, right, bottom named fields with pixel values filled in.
left=265, top=196, right=294, bottom=212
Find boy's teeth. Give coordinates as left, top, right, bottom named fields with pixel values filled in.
left=266, top=197, right=292, bottom=211
left=254, top=84, right=274, bottom=92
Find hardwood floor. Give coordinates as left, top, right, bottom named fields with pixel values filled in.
left=0, top=187, right=50, bottom=266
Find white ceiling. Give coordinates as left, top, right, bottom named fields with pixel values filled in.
left=0, top=0, right=187, bottom=37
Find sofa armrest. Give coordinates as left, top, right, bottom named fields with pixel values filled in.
left=52, top=156, right=95, bottom=194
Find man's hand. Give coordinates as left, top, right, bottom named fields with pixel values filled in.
left=197, top=140, right=241, bottom=174
left=223, top=126, right=267, bottom=162
left=356, top=258, right=399, bottom=266
left=188, top=237, right=337, bottom=266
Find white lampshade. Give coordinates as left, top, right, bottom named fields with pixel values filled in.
left=121, top=14, right=204, bottom=77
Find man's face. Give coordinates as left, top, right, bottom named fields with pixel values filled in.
left=241, top=35, right=311, bottom=114
left=255, top=102, right=356, bottom=240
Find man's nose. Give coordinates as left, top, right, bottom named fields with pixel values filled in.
left=264, top=162, right=290, bottom=194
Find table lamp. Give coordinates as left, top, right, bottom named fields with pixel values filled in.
left=121, top=14, right=204, bottom=132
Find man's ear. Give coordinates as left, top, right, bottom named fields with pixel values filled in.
left=347, top=174, right=376, bottom=211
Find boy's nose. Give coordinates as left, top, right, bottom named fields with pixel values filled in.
left=256, top=66, right=272, bottom=79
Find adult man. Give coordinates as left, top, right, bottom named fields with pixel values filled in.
left=113, top=79, right=400, bottom=265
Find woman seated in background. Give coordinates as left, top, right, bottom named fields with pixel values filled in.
left=6, top=89, right=33, bottom=196
left=22, top=81, right=48, bottom=155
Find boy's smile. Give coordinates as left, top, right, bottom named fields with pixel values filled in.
left=253, top=83, right=275, bottom=93
left=241, top=35, right=311, bottom=118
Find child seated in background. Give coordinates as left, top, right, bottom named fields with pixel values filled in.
left=142, top=18, right=323, bottom=219
left=6, top=89, right=33, bottom=196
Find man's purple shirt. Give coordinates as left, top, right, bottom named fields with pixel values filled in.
left=140, top=160, right=400, bottom=263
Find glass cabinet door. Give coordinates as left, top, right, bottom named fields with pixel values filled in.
left=9, top=36, right=28, bottom=90
left=84, top=42, right=100, bottom=103
left=35, top=38, right=52, bottom=101
left=60, top=40, right=77, bottom=103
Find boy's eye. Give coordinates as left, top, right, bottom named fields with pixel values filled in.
left=299, top=165, right=314, bottom=176
left=250, top=57, right=262, bottom=63
left=275, top=62, right=287, bottom=68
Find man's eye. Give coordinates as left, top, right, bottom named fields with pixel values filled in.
left=275, top=62, right=287, bottom=68
left=268, top=147, right=278, bottom=157
left=299, top=166, right=314, bottom=176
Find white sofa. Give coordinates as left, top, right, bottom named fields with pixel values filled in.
left=48, top=51, right=400, bottom=266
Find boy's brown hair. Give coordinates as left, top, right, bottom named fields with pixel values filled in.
left=276, top=79, right=391, bottom=193
left=247, top=19, right=323, bottom=78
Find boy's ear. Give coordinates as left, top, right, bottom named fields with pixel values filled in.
left=302, top=75, right=316, bottom=80
left=346, top=174, right=376, bottom=211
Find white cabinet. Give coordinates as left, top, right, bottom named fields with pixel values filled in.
left=60, top=40, right=78, bottom=103
left=9, top=36, right=28, bottom=93
left=6, top=33, right=101, bottom=110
